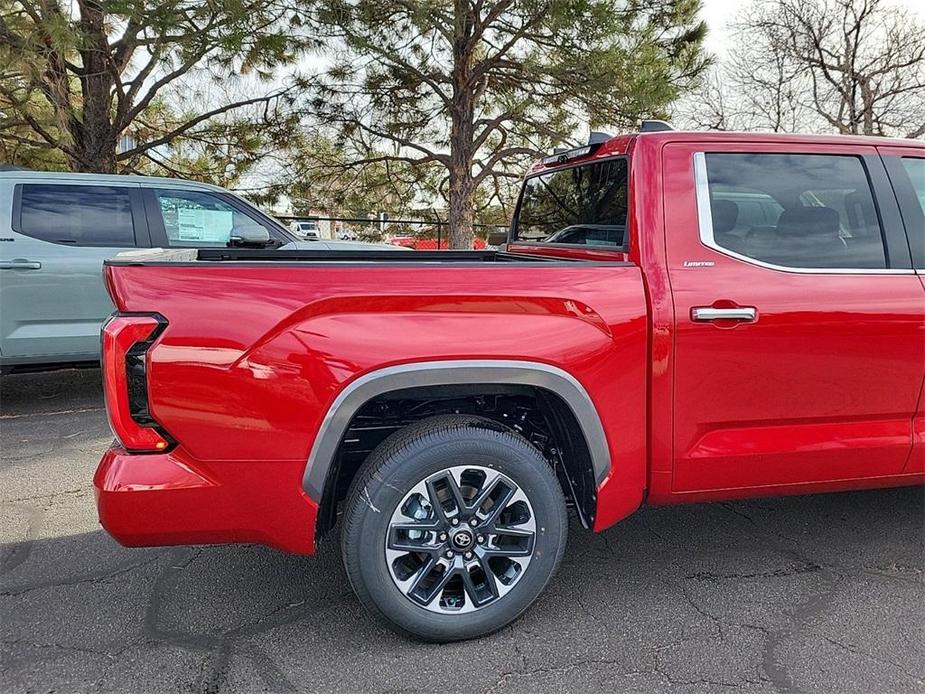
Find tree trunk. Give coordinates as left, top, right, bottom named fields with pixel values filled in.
left=447, top=167, right=475, bottom=249
left=68, top=0, right=118, bottom=173
left=859, top=78, right=875, bottom=136
left=446, top=0, right=476, bottom=249
left=68, top=132, right=118, bottom=173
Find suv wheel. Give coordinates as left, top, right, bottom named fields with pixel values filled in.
left=341, top=415, right=568, bottom=642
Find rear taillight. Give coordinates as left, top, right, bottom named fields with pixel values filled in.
left=102, top=314, right=173, bottom=453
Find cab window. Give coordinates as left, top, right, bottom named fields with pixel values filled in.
left=703, top=153, right=887, bottom=269
left=514, top=158, right=628, bottom=247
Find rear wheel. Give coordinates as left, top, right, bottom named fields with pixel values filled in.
left=341, top=415, right=568, bottom=642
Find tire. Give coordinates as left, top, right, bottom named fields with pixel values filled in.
left=341, top=414, right=568, bottom=642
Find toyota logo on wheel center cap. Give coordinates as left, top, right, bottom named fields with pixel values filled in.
left=451, top=529, right=473, bottom=550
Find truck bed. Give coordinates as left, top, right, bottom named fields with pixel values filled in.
left=99, top=251, right=649, bottom=552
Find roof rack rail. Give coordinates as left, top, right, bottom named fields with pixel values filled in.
left=639, top=119, right=674, bottom=132
left=0, top=164, right=32, bottom=171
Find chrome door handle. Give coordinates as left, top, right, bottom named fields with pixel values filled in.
left=0, top=259, right=42, bottom=270
left=691, top=307, right=757, bottom=322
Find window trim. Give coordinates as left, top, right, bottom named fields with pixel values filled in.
left=11, top=182, right=149, bottom=248
left=510, top=155, right=631, bottom=251
left=693, top=152, right=913, bottom=275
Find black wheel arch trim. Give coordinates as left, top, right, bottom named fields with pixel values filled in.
left=302, top=360, right=612, bottom=501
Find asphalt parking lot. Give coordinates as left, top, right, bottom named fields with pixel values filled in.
left=1, top=369, right=923, bottom=694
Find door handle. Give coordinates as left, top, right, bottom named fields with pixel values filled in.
left=0, top=259, right=42, bottom=270
left=691, top=306, right=757, bottom=322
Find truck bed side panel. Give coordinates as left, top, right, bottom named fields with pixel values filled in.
left=104, top=262, right=649, bottom=545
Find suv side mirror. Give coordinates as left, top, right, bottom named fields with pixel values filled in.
left=487, top=229, right=508, bottom=246
left=229, top=222, right=271, bottom=248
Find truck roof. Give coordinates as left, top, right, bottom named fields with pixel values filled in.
left=633, top=129, right=923, bottom=148
left=527, top=129, right=924, bottom=175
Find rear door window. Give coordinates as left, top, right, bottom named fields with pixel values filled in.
left=15, top=184, right=136, bottom=247
left=514, top=158, right=628, bottom=247
left=702, top=154, right=887, bottom=269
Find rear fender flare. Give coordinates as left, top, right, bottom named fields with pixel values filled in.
left=302, top=359, right=611, bottom=500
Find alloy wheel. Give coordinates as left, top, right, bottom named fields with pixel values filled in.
left=384, top=465, right=536, bottom=614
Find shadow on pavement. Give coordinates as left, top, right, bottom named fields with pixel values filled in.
left=1, top=367, right=103, bottom=417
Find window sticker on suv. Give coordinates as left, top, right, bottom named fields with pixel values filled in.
left=176, top=208, right=234, bottom=243
left=155, top=190, right=244, bottom=247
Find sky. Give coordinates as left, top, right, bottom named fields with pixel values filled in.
left=700, top=0, right=925, bottom=56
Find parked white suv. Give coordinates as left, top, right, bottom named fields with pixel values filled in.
left=0, top=170, right=404, bottom=372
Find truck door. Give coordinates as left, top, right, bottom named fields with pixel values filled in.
left=0, top=182, right=147, bottom=362
left=662, top=142, right=924, bottom=492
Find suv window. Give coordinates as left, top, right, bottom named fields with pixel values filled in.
left=514, top=158, right=628, bottom=247
left=703, top=154, right=886, bottom=269
left=154, top=189, right=268, bottom=247
left=17, top=184, right=135, bottom=247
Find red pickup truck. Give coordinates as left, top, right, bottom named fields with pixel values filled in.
left=95, top=127, right=925, bottom=641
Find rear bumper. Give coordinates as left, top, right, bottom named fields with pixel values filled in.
left=94, top=443, right=318, bottom=555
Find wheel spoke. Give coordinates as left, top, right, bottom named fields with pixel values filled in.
left=386, top=518, right=442, bottom=552
left=390, top=520, right=441, bottom=532
left=461, top=560, right=497, bottom=608
left=407, top=557, right=455, bottom=606
left=476, top=555, right=500, bottom=601
left=485, top=528, right=535, bottom=557
left=478, top=482, right=516, bottom=525
left=406, top=556, right=438, bottom=599
left=387, top=532, right=435, bottom=552
left=445, top=474, right=468, bottom=516
left=425, top=472, right=466, bottom=521
left=469, top=473, right=503, bottom=513
left=492, top=526, right=533, bottom=537
left=389, top=540, right=431, bottom=553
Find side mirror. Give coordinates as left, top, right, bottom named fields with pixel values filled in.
left=229, top=222, right=271, bottom=248
left=487, top=229, right=508, bottom=246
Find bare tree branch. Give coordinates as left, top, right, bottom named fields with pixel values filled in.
left=680, top=0, right=924, bottom=138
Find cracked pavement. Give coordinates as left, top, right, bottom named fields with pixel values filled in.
left=2, top=369, right=923, bottom=693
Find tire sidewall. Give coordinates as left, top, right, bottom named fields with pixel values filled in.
left=343, top=425, right=567, bottom=641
